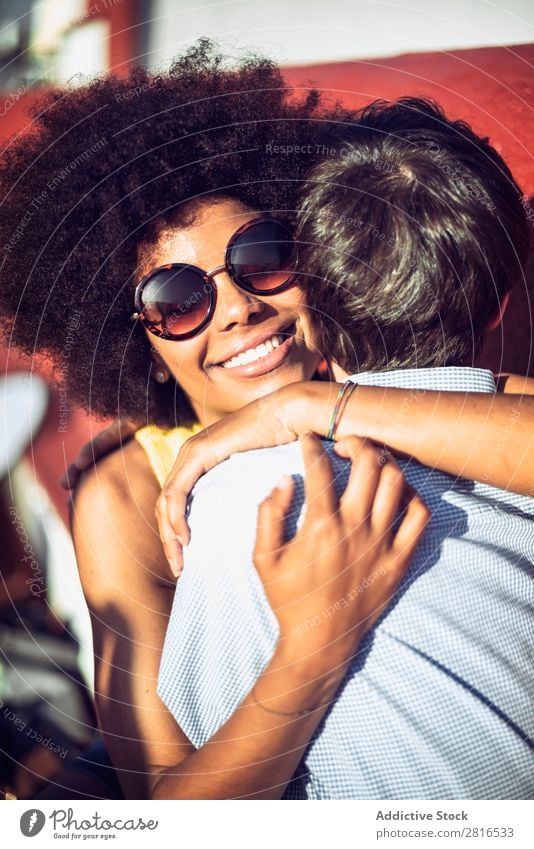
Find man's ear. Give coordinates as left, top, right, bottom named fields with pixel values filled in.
left=486, top=291, right=511, bottom=331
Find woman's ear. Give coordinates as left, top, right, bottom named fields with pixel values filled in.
left=487, top=291, right=511, bottom=331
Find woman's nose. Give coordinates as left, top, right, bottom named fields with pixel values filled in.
left=212, top=272, right=266, bottom=331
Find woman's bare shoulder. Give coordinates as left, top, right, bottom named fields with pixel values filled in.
left=72, top=436, right=158, bottom=508
left=71, top=437, right=173, bottom=603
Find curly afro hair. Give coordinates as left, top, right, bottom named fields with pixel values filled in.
left=0, top=39, right=355, bottom=427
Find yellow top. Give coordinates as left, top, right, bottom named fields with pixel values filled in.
left=134, top=423, right=203, bottom=487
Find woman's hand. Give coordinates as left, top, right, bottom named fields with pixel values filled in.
left=132, top=370, right=534, bottom=577
left=155, top=383, right=314, bottom=576
left=59, top=419, right=139, bottom=490
left=252, top=433, right=430, bottom=699
left=152, top=433, right=430, bottom=800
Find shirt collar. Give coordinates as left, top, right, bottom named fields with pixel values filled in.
left=348, top=366, right=496, bottom=394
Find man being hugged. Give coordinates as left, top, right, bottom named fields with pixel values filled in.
left=156, top=97, right=533, bottom=799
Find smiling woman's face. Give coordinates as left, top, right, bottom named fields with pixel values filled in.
left=139, top=197, right=322, bottom=426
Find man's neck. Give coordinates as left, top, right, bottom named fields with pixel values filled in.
left=331, top=362, right=350, bottom=381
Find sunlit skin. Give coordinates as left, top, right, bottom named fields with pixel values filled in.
left=140, top=197, right=322, bottom=427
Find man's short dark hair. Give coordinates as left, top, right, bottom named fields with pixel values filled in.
left=297, top=97, right=530, bottom=372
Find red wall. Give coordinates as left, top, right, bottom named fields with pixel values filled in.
left=285, top=44, right=534, bottom=196
left=285, top=44, right=534, bottom=380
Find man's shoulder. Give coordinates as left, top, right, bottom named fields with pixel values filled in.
left=195, top=442, right=304, bottom=495
left=193, top=440, right=349, bottom=501
left=187, top=442, right=352, bottom=546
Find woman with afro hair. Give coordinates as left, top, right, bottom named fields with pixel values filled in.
left=0, top=42, right=531, bottom=798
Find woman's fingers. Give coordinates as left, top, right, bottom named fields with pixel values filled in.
left=300, top=433, right=338, bottom=523
left=159, top=436, right=214, bottom=545
left=158, top=417, right=277, bottom=569
left=155, top=492, right=184, bottom=578
left=161, top=485, right=191, bottom=547
left=334, top=437, right=383, bottom=521
left=335, top=436, right=429, bottom=555
left=392, top=492, right=431, bottom=561
left=160, top=428, right=238, bottom=543
left=155, top=398, right=307, bottom=567
left=253, top=476, right=294, bottom=573
left=368, top=458, right=406, bottom=538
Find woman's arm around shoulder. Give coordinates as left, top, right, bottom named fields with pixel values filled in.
left=70, top=440, right=194, bottom=798
left=496, top=373, right=534, bottom=394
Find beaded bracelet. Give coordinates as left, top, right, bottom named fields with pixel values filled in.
left=325, top=380, right=358, bottom=441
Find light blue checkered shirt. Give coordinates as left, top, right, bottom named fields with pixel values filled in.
left=158, top=368, right=534, bottom=799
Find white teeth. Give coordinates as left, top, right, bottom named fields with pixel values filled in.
left=221, top=333, right=285, bottom=368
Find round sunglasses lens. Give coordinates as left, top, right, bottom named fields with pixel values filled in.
left=141, top=267, right=211, bottom=336
left=229, top=220, right=295, bottom=292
